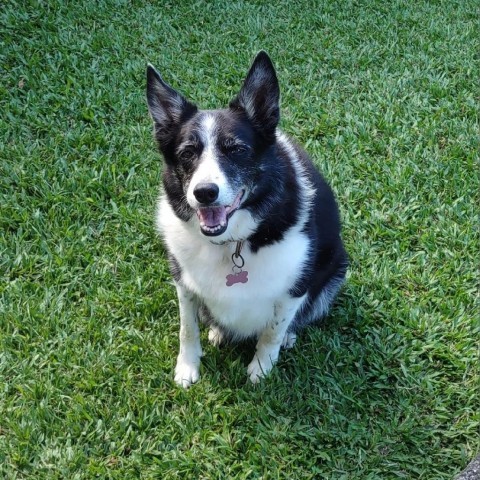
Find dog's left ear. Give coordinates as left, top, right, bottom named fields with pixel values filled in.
left=229, top=51, right=280, bottom=140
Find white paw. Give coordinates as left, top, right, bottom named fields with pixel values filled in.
left=281, top=331, right=297, bottom=349
left=174, top=358, right=200, bottom=388
left=208, top=326, right=225, bottom=347
left=247, top=353, right=274, bottom=384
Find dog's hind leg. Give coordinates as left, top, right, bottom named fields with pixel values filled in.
left=208, top=325, right=225, bottom=347
left=281, top=331, right=297, bottom=349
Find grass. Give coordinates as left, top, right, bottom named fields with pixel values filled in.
left=1, top=0, right=479, bottom=478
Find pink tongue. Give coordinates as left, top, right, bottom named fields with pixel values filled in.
left=197, top=206, right=227, bottom=227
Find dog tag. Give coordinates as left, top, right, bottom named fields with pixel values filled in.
left=226, top=241, right=248, bottom=286
left=226, top=270, right=249, bottom=286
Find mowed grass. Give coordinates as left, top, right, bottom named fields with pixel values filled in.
left=1, top=0, right=479, bottom=478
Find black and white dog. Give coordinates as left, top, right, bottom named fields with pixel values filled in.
left=146, top=52, right=347, bottom=387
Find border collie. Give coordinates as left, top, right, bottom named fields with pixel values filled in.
left=146, top=52, right=347, bottom=387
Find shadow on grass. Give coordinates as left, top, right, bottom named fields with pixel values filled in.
left=198, top=281, right=372, bottom=390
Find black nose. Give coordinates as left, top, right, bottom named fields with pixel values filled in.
left=193, top=183, right=219, bottom=204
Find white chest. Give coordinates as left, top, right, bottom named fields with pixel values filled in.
left=158, top=200, right=309, bottom=337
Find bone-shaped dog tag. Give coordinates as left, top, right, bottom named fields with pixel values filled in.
left=226, top=242, right=248, bottom=286
left=226, top=270, right=249, bottom=286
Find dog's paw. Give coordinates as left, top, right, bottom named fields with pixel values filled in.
left=247, top=353, right=274, bottom=384
left=208, top=326, right=225, bottom=347
left=281, top=331, right=297, bottom=349
left=174, top=358, right=200, bottom=388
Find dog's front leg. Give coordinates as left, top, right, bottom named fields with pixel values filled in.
left=247, top=296, right=305, bottom=383
left=174, top=284, right=202, bottom=388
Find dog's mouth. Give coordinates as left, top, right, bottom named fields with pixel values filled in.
left=196, top=190, right=244, bottom=236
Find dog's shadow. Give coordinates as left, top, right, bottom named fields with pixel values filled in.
left=200, top=328, right=340, bottom=393
left=200, top=335, right=259, bottom=389
left=198, top=281, right=364, bottom=392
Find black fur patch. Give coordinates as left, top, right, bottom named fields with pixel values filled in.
left=167, top=253, right=182, bottom=283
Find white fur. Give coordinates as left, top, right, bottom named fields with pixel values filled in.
left=186, top=114, right=236, bottom=209
left=208, top=325, right=225, bottom=347
left=276, top=132, right=316, bottom=226
left=173, top=284, right=202, bottom=388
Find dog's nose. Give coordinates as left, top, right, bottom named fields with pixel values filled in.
left=193, top=183, right=219, bottom=204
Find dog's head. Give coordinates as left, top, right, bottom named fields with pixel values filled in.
left=146, top=51, right=280, bottom=240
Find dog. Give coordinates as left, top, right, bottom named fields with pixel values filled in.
left=146, top=51, right=347, bottom=387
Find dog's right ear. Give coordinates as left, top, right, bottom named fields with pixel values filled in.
left=146, top=64, right=197, bottom=147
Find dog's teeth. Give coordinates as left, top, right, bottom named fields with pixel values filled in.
left=200, top=223, right=226, bottom=234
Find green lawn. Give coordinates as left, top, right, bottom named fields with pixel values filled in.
left=1, top=0, right=479, bottom=478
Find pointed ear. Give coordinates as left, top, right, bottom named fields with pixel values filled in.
left=146, top=64, right=197, bottom=147
left=229, top=51, right=280, bottom=140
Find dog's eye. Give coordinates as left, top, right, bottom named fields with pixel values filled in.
left=179, top=149, right=195, bottom=161
left=224, top=144, right=248, bottom=156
